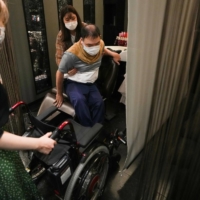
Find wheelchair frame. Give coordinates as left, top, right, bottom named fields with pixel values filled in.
left=10, top=101, right=125, bottom=200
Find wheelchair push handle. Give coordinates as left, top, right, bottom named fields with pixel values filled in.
left=50, top=121, right=72, bottom=140
left=9, top=101, right=26, bottom=114
left=50, top=129, right=59, bottom=140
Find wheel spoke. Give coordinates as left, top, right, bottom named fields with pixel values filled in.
left=77, top=155, right=108, bottom=199
left=64, top=146, right=110, bottom=200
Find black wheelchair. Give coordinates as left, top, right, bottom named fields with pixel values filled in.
left=10, top=101, right=126, bottom=200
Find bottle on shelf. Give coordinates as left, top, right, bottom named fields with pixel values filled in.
left=115, top=32, right=128, bottom=46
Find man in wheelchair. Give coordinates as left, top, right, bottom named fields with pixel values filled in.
left=54, top=24, right=120, bottom=127
left=18, top=24, right=124, bottom=200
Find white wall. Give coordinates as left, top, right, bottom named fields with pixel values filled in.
left=73, top=0, right=84, bottom=20
left=73, top=0, right=103, bottom=36
left=43, top=0, right=59, bottom=87
left=95, top=0, right=103, bottom=37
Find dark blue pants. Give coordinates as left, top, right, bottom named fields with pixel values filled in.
left=64, top=80, right=105, bottom=127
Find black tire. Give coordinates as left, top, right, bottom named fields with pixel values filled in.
left=64, top=145, right=109, bottom=200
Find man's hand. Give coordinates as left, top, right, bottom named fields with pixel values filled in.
left=112, top=52, right=121, bottom=65
left=55, top=70, right=64, bottom=107
left=54, top=93, right=63, bottom=108
left=37, top=132, right=57, bottom=154
left=103, top=48, right=121, bottom=65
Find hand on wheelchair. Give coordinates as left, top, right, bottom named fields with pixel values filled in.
left=36, top=132, right=57, bottom=154
left=49, top=121, right=77, bottom=145
left=54, top=93, right=63, bottom=108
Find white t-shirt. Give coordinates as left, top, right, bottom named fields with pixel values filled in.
left=59, top=52, right=102, bottom=83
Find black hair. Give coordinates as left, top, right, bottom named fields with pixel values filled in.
left=81, top=24, right=101, bottom=39
left=60, top=4, right=83, bottom=50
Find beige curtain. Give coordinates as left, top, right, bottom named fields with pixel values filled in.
left=124, top=0, right=167, bottom=168
left=0, top=0, right=24, bottom=135
left=125, top=0, right=198, bottom=168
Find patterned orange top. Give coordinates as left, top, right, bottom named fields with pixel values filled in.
left=55, top=30, right=68, bottom=66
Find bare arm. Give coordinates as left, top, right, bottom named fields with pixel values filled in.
left=54, top=70, right=64, bottom=107
left=0, top=131, right=56, bottom=154
left=55, top=31, right=77, bottom=76
left=55, top=32, right=63, bottom=67
left=103, top=48, right=121, bottom=65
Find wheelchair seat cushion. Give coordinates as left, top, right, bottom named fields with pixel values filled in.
left=68, top=119, right=103, bottom=147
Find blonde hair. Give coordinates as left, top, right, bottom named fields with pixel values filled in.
left=0, top=0, right=9, bottom=25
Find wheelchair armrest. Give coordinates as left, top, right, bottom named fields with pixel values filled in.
left=51, top=87, right=68, bottom=99
left=106, top=48, right=122, bottom=54
left=38, top=92, right=75, bottom=118
left=36, top=106, right=58, bottom=121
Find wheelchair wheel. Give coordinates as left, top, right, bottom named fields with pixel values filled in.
left=64, top=145, right=109, bottom=200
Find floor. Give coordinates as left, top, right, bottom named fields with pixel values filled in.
left=100, top=99, right=141, bottom=200
left=27, top=95, right=141, bottom=200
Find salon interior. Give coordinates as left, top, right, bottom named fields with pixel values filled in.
left=2, top=0, right=200, bottom=199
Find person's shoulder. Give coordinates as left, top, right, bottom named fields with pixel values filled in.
left=100, top=39, right=105, bottom=46
left=61, top=52, right=78, bottom=65
left=56, top=30, right=62, bottom=39
left=64, top=51, right=77, bottom=59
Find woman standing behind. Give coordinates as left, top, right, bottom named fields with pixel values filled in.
left=55, top=4, right=121, bottom=75
left=55, top=4, right=86, bottom=73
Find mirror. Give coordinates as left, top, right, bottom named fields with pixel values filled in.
left=57, top=0, right=73, bottom=12
left=22, top=0, right=52, bottom=94
left=83, top=0, right=95, bottom=23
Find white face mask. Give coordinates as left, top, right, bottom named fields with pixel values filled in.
left=82, top=42, right=100, bottom=56
left=0, top=27, right=5, bottom=44
left=65, top=21, right=78, bottom=30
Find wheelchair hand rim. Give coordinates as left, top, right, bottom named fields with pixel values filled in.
left=64, top=145, right=109, bottom=200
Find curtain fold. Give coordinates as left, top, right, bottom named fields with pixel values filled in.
left=125, top=0, right=200, bottom=199
left=125, top=0, right=167, bottom=168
